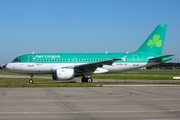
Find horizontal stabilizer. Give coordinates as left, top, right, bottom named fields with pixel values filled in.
left=148, top=54, right=174, bottom=61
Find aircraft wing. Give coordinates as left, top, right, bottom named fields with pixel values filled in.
left=70, top=58, right=122, bottom=73
left=148, top=54, right=174, bottom=62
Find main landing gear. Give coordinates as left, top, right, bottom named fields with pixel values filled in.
left=81, top=77, right=93, bottom=83
left=29, top=74, right=34, bottom=83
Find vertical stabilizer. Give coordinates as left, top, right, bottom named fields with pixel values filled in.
left=135, top=24, right=167, bottom=54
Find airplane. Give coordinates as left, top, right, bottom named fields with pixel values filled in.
left=5, top=24, right=173, bottom=83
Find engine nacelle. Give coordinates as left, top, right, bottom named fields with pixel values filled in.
left=52, top=68, right=75, bottom=80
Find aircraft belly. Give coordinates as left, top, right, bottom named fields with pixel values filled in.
left=103, top=63, right=148, bottom=73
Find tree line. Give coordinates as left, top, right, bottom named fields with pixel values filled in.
left=147, top=62, right=180, bottom=69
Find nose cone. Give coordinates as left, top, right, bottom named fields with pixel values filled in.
left=5, top=63, right=11, bottom=70
left=5, top=63, right=14, bottom=71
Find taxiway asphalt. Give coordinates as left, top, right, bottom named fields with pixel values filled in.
left=0, top=86, right=180, bottom=120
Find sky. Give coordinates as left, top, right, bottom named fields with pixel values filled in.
left=0, top=0, right=180, bottom=64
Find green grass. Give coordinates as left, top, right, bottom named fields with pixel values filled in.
left=0, top=78, right=179, bottom=87
left=0, top=69, right=180, bottom=87
left=1, top=69, right=180, bottom=80
left=92, top=69, right=180, bottom=80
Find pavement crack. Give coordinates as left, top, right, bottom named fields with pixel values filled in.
left=45, top=88, right=89, bottom=120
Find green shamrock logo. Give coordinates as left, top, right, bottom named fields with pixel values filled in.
left=147, top=34, right=162, bottom=48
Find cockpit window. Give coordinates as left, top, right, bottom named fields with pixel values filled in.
left=12, top=58, right=21, bottom=62
left=13, top=59, right=18, bottom=62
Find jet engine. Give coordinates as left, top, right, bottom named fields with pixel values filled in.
left=52, top=68, right=75, bottom=80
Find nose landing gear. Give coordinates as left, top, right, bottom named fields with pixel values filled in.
left=29, top=74, right=34, bottom=83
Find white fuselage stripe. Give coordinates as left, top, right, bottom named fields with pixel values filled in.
left=6, top=62, right=156, bottom=74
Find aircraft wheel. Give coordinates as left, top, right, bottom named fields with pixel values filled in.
left=29, top=79, right=33, bottom=83
left=87, top=78, right=93, bottom=83
left=81, top=78, right=86, bottom=83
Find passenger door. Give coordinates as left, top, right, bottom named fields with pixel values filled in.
left=28, top=55, right=34, bottom=67
left=133, top=55, right=139, bottom=66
